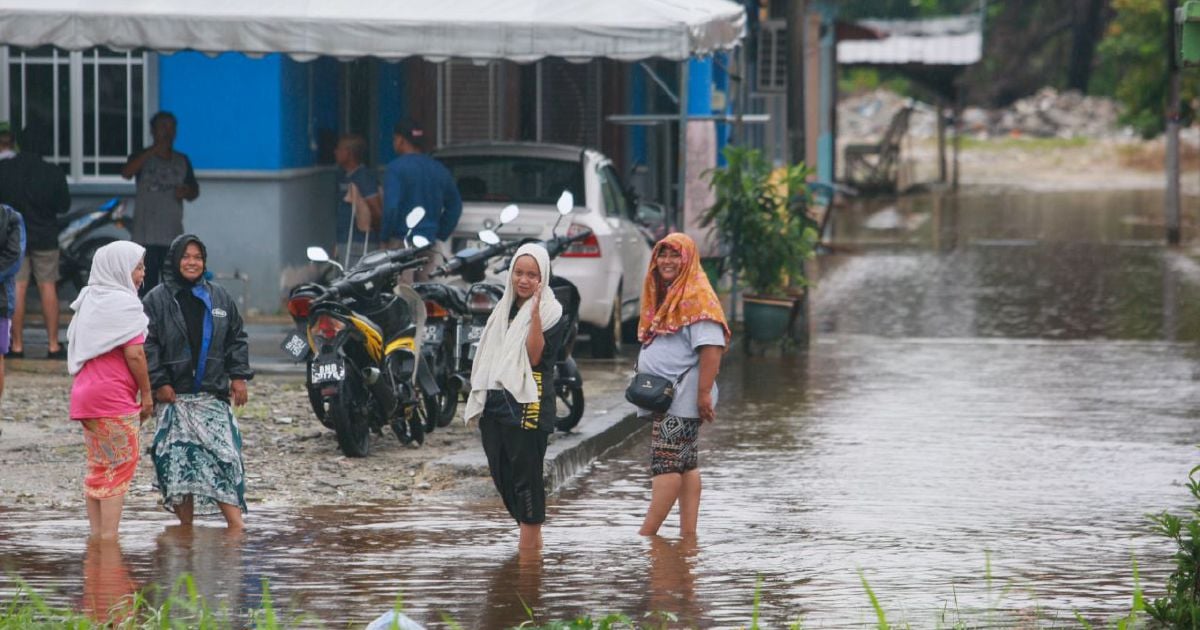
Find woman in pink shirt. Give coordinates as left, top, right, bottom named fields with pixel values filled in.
left=67, top=241, right=153, bottom=541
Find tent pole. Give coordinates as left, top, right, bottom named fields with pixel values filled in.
left=676, top=60, right=689, bottom=231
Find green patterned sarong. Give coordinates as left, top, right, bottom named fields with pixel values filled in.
left=152, top=393, right=247, bottom=515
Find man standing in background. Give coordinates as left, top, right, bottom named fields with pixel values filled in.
left=333, top=133, right=381, bottom=268
left=0, top=124, right=69, bottom=359
left=122, top=111, right=199, bottom=295
left=383, top=119, right=461, bottom=280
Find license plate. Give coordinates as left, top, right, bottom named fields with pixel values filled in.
left=467, top=325, right=485, bottom=342
left=280, top=332, right=311, bottom=361
left=422, top=323, right=444, bottom=345
left=310, top=357, right=345, bottom=384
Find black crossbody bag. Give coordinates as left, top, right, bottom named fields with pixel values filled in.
left=624, top=359, right=696, bottom=414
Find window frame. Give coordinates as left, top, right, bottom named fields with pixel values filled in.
left=1, top=46, right=157, bottom=184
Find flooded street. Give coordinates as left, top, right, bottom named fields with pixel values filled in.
left=4, top=189, right=1200, bottom=627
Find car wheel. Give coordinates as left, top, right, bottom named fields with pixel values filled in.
left=590, top=289, right=621, bottom=359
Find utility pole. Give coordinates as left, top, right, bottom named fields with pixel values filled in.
left=1167, top=0, right=1183, bottom=245
left=786, top=0, right=807, bottom=166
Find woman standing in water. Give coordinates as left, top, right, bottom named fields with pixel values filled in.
left=67, top=241, right=153, bottom=541
left=634, top=233, right=730, bottom=537
left=465, top=243, right=566, bottom=550
left=144, top=234, right=252, bottom=530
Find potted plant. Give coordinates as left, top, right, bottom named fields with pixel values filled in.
left=701, top=146, right=819, bottom=347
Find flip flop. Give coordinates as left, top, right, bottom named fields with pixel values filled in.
left=45, top=348, right=67, bottom=360
left=5, top=349, right=23, bottom=359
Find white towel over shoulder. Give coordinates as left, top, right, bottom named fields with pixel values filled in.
left=464, top=243, right=562, bottom=422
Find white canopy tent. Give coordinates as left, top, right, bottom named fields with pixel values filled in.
left=0, top=0, right=745, bottom=63
left=0, top=0, right=746, bottom=223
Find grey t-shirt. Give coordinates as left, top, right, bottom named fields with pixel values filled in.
left=635, top=320, right=726, bottom=419
left=131, top=151, right=196, bottom=246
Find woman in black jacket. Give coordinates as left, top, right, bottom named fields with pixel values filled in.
left=143, top=234, right=253, bottom=530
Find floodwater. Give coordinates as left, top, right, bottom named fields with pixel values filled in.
left=4, top=188, right=1200, bottom=627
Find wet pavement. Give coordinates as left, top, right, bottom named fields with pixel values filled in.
left=4, top=188, right=1200, bottom=627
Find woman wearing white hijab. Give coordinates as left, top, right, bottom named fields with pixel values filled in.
left=66, top=241, right=152, bottom=541
left=466, top=243, right=565, bottom=550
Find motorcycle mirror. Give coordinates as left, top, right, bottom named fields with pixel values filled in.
left=405, top=206, right=426, bottom=229
left=306, top=246, right=331, bottom=263
left=556, top=190, right=574, bottom=215
left=499, top=204, right=520, bottom=224
left=479, top=229, right=501, bottom=245
left=412, top=235, right=431, bottom=248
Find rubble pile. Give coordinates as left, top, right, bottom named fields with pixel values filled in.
left=839, top=87, right=1131, bottom=142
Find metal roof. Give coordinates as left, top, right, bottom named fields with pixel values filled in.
left=838, top=15, right=982, bottom=66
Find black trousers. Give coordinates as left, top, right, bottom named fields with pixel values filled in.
left=140, top=244, right=170, bottom=297
left=480, top=416, right=549, bottom=525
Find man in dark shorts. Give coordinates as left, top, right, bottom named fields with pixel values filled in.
left=0, top=124, right=70, bottom=358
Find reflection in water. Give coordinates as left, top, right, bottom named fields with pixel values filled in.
left=152, top=525, right=248, bottom=617
left=3, top=189, right=1200, bottom=626
left=480, top=550, right=544, bottom=630
left=645, top=536, right=700, bottom=627
left=81, top=538, right=136, bottom=624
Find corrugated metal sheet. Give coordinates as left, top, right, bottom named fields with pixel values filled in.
left=837, top=15, right=982, bottom=66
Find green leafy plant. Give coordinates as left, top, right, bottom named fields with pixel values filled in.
left=1146, top=462, right=1200, bottom=627
left=701, top=146, right=819, bottom=298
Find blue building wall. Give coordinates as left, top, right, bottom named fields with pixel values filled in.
left=160, top=52, right=285, bottom=170
left=377, top=62, right=407, bottom=164
left=160, top=52, right=339, bottom=171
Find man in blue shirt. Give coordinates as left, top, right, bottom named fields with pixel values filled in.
left=383, top=119, right=462, bottom=279
left=333, top=133, right=381, bottom=267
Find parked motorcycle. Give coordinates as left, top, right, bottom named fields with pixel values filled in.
left=280, top=210, right=443, bottom=457
left=417, top=204, right=523, bottom=427
left=58, top=197, right=133, bottom=290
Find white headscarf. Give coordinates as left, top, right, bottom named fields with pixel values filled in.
left=66, top=241, right=149, bottom=375
left=465, top=243, right=563, bottom=422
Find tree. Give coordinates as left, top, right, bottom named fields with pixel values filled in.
left=1092, top=0, right=1200, bottom=136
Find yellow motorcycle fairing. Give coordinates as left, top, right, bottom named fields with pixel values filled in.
left=385, top=336, right=415, bottom=355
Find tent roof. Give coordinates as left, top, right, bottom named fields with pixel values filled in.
left=0, top=0, right=747, bottom=63
left=838, top=15, right=982, bottom=66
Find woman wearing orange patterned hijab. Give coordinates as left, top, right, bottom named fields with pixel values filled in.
left=633, top=232, right=730, bottom=537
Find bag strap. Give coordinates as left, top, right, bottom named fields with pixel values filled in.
left=634, top=354, right=698, bottom=386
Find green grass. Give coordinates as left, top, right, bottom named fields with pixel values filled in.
left=954, top=135, right=1094, bottom=151
left=0, top=558, right=1156, bottom=629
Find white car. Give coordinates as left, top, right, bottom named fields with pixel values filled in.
left=436, top=142, right=652, bottom=358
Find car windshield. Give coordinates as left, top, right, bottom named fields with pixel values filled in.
left=440, top=156, right=584, bottom=206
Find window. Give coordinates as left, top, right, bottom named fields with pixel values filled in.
left=598, top=165, right=630, bottom=218
left=441, top=155, right=584, bottom=207
left=4, top=46, right=153, bottom=180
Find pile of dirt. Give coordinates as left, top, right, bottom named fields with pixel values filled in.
left=839, top=87, right=1132, bottom=142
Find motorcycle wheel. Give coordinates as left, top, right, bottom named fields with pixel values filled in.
left=436, top=383, right=459, bottom=427
left=329, top=370, right=371, bottom=457
left=554, top=384, right=585, bottom=432
left=430, top=340, right=459, bottom=427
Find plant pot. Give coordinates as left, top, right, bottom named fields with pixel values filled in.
left=743, top=294, right=796, bottom=343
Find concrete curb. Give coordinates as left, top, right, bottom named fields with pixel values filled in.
left=433, top=360, right=646, bottom=495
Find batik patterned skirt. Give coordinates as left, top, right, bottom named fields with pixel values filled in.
left=81, top=415, right=141, bottom=499
left=151, top=393, right=247, bottom=515
left=650, top=413, right=702, bottom=476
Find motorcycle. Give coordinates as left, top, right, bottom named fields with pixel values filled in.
left=57, top=197, right=133, bottom=290
left=416, top=204, right=524, bottom=427
left=280, top=209, right=443, bottom=457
